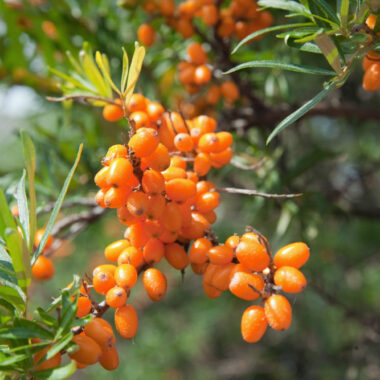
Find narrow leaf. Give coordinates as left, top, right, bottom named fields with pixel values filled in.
left=224, top=60, right=336, bottom=76
left=0, top=353, right=28, bottom=367
left=266, top=81, right=337, bottom=144
left=31, top=360, right=76, bottom=380
left=258, top=0, right=311, bottom=15
left=339, top=0, right=349, bottom=29
left=31, top=144, right=83, bottom=265
left=95, top=51, right=120, bottom=95
left=15, top=171, right=30, bottom=250
left=315, top=34, right=343, bottom=74
left=121, top=47, right=129, bottom=93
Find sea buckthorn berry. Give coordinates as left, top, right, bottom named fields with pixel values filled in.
left=210, top=148, right=233, bottom=168
left=34, top=228, right=53, bottom=250
left=264, top=294, right=292, bottom=331
left=194, top=115, right=217, bottom=134
left=194, top=65, right=212, bottom=85
left=159, top=229, right=178, bottom=243
left=143, top=268, right=167, bottom=301
left=161, top=202, right=182, bottom=231
left=181, top=211, right=210, bottom=240
left=204, top=210, right=217, bottom=224
left=146, top=194, right=166, bottom=220
left=115, top=305, right=138, bottom=339
left=138, top=24, right=155, bottom=47
left=144, top=219, right=165, bottom=238
left=118, top=246, right=144, bottom=268
left=203, top=281, right=223, bottom=298
left=84, top=318, right=115, bottom=350
left=241, top=306, right=268, bottom=343
left=126, top=221, right=150, bottom=247
left=196, top=191, right=220, bottom=213
left=114, top=264, right=138, bottom=289
left=196, top=180, right=216, bottom=195
left=274, top=266, right=307, bottom=293
left=236, top=240, right=270, bottom=272
left=69, top=335, right=102, bottom=365
left=103, top=101, right=124, bottom=122
left=128, top=128, right=159, bottom=157
left=95, top=318, right=116, bottom=345
left=221, top=81, right=240, bottom=102
left=93, top=264, right=117, bottom=277
left=143, top=238, right=165, bottom=264
left=130, top=111, right=150, bottom=129
left=229, top=272, right=264, bottom=300
left=165, top=242, right=189, bottom=270
left=127, top=191, right=149, bottom=217
left=33, top=347, right=62, bottom=371
left=117, top=205, right=142, bottom=226
left=76, top=296, right=92, bottom=318
left=225, top=235, right=240, bottom=251
left=206, top=85, right=221, bottom=104
left=105, top=239, right=130, bottom=262
left=187, top=42, right=207, bottom=65
left=198, top=133, right=220, bottom=153
left=93, top=269, right=116, bottom=295
left=362, top=50, right=380, bottom=71
left=142, top=169, right=165, bottom=195
left=32, top=255, right=54, bottom=281
left=103, top=144, right=128, bottom=166
left=207, top=245, right=234, bottom=265
left=191, top=262, right=208, bottom=275
left=363, top=62, right=380, bottom=91
left=159, top=0, right=175, bottom=16
left=216, top=132, right=233, bottom=151
left=165, top=178, right=196, bottom=202
left=109, top=158, right=133, bottom=188
left=146, top=101, right=165, bottom=122
left=162, top=166, right=187, bottom=181
left=273, top=242, right=310, bottom=269
left=174, top=133, right=194, bottom=152
left=194, top=152, right=211, bottom=176
left=127, top=93, right=147, bottom=113
left=186, top=171, right=199, bottom=183
left=201, top=4, right=219, bottom=25
left=179, top=64, right=196, bottom=85
left=99, top=346, right=119, bottom=371
left=95, top=166, right=110, bottom=188
left=170, top=155, right=187, bottom=170
left=241, top=232, right=267, bottom=245
left=189, top=237, right=212, bottom=264
left=206, top=263, right=236, bottom=291
left=141, top=143, right=171, bottom=171
left=104, top=186, right=130, bottom=209
left=106, top=286, right=128, bottom=308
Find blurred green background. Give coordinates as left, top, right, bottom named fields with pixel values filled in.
left=1, top=0, right=380, bottom=379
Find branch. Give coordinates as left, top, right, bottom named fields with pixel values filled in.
left=46, top=94, right=117, bottom=105
left=230, top=157, right=267, bottom=171
left=217, top=187, right=303, bottom=199
left=38, top=198, right=98, bottom=215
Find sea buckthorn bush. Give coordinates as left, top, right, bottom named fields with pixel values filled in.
left=2, top=0, right=380, bottom=378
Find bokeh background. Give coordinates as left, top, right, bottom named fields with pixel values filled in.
left=1, top=1, right=380, bottom=379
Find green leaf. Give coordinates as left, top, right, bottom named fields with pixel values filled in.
left=55, top=290, right=78, bottom=339
left=31, top=144, right=83, bottom=265
left=309, top=0, right=340, bottom=25
left=339, top=0, right=350, bottom=29
left=298, top=42, right=322, bottom=53
left=0, top=353, right=28, bottom=368
left=315, top=34, right=343, bottom=74
left=0, top=280, right=25, bottom=311
left=31, top=360, right=76, bottom=380
left=232, top=23, right=313, bottom=53
left=35, top=307, right=59, bottom=328
left=266, top=81, right=337, bottom=144
left=121, top=47, right=129, bottom=93
left=224, top=60, right=336, bottom=76
left=258, top=0, right=311, bottom=15
left=49, top=67, right=96, bottom=93
left=0, top=325, right=52, bottom=340
left=47, top=332, right=73, bottom=359
left=95, top=51, right=120, bottom=95
left=20, top=130, right=36, bottom=251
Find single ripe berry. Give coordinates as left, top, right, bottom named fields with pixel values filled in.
left=109, top=158, right=133, bottom=188
left=127, top=191, right=149, bottom=217
left=207, top=245, right=234, bottom=265
left=103, top=102, right=124, bottom=122
left=95, top=166, right=110, bottom=189
left=138, top=24, right=155, bottom=47
left=194, top=153, right=211, bottom=176
left=33, top=347, right=62, bottom=371
left=236, top=240, right=270, bottom=271
left=106, top=286, right=128, bottom=308
left=196, top=191, right=220, bottom=213
left=187, top=42, right=207, bottom=65
left=34, top=228, right=53, bottom=250
left=363, top=62, right=380, bottom=91
left=174, top=133, right=194, bottom=152
left=264, top=294, right=292, bottom=331
left=32, top=255, right=54, bottom=281
left=165, top=178, right=196, bottom=202
left=84, top=318, right=115, bottom=351
left=143, top=268, right=167, bottom=301
left=194, top=65, right=212, bottom=85
left=201, top=4, right=219, bottom=26
left=115, top=305, right=138, bottom=339
left=143, top=238, right=165, bottom=264
left=69, top=335, right=102, bottom=365
left=104, top=239, right=130, bottom=262
left=198, top=133, right=220, bottom=153
left=274, top=266, right=307, bottom=293
left=273, top=242, right=310, bottom=269
left=221, top=81, right=240, bottom=102
left=93, top=269, right=116, bottom=295
left=128, top=128, right=159, bottom=158
left=165, top=242, right=189, bottom=270
left=114, top=264, right=138, bottom=290
left=76, top=296, right=92, bottom=318
left=99, top=346, right=119, bottom=371
left=229, top=272, right=264, bottom=300
left=241, top=306, right=268, bottom=343
left=117, top=246, right=144, bottom=268
left=142, top=169, right=165, bottom=195
left=189, top=237, right=212, bottom=264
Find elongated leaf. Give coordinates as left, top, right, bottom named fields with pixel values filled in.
left=31, top=144, right=83, bottom=265
left=309, top=0, right=340, bottom=25
left=258, top=0, right=311, bottom=15
left=266, top=81, right=337, bottom=144
left=49, top=67, right=96, bottom=93
left=15, top=170, right=30, bottom=249
left=224, top=60, right=336, bottom=76
left=299, top=42, right=322, bottom=53
left=339, top=0, right=349, bottom=29
left=121, top=47, right=129, bottom=93
left=47, top=332, right=73, bottom=359
left=65, top=50, right=84, bottom=75
left=0, top=279, right=26, bottom=309
left=55, top=290, right=78, bottom=339
left=95, top=51, right=120, bottom=95
left=232, top=23, right=313, bottom=53
left=315, top=34, right=343, bottom=74
left=35, top=307, right=59, bottom=328
left=31, top=360, right=76, bottom=380
left=0, top=353, right=28, bottom=367
left=20, top=130, right=36, bottom=251
left=0, top=326, right=52, bottom=340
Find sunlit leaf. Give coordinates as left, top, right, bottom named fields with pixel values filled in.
left=95, top=51, right=120, bottom=95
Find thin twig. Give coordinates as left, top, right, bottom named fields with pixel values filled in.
left=230, top=157, right=267, bottom=171
left=217, top=187, right=303, bottom=199
left=46, top=94, right=117, bottom=105
left=37, top=198, right=98, bottom=216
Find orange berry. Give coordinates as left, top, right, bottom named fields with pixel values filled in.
left=143, top=238, right=165, bottom=264
left=33, top=347, right=61, bottom=371
left=194, top=152, right=211, bottom=176
left=194, top=115, right=217, bottom=134
left=117, top=205, right=142, bottom=226
left=161, top=202, right=183, bottom=231
left=159, top=0, right=175, bottom=16
left=143, top=268, right=167, bottom=301
left=191, top=262, right=208, bottom=275
left=130, top=111, right=150, bottom=130
left=205, top=262, right=235, bottom=292
left=189, top=237, right=212, bottom=264
left=115, top=305, right=138, bottom=339
left=204, top=210, right=217, bottom=224
left=201, top=4, right=219, bottom=25
left=221, top=81, right=239, bottom=102
left=114, top=263, right=138, bottom=290
left=103, top=102, right=124, bottom=122
left=104, top=186, right=130, bottom=209
left=225, top=235, right=240, bottom=251
left=94, top=166, right=110, bottom=188
left=146, top=194, right=166, bottom=220
left=216, top=131, right=233, bottom=151
left=363, top=62, right=380, bottom=91
left=141, top=143, right=170, bottom=171
left=178, top=64, right=196, bottom=85
left=273, top=242, right=310, bottom=269
left=165, top=178, right=196, bottom=203
left=109, top=158, right=133, bottom=188
left=128, top=128, right=159, bottom=157
left=229, top=272, right=264, bottom=300
left=103, top=144, right=127, bottom=166
left=127, top=94, right=147, bottom=113
left=210, top=148, right=233, bottom=168
left=207, top=245, right=233, bottom=265
left=196, top=191, right=220, bottom=213
left=105, top=239, right=130, bottom=262
left=274, top=266, right=307, bottom=293
left=165, top=242, right=189, bottom=270
left=170, top=155, right=187, bottom=170
left=196, top=180, right=215, bottom=195
left=264, top=294, right=292, bottom=331
left=180, top=211, right=209, bottom=240
left=84, top=318, right=115, bottom=350
left=32, top=255, right=54, bottom=281
left=93, top=264, right=117, bottom=277
left=198, top=132, right=220, bottom=153
left=138, top=24, right=155, bottom=47
left=69, top=335, right=102, bottom=365
left=142, top=169, right=165, bottom=195
left=203, top=281, right=222, bottom=298
left=162, top=166, right=187, bottom=181
left=99, top=346, right=119, bottom=371
left=187, top=42, right=207, bottom=65
left=206, top=85, right=221, bottom=104
left=34, top=228, right=53, bottom=250
left=127, top=191, right=149, bottom=217
left=106, top=286, right=128, bottom=308
left=241, top=306, right=268, bottom=343
left=76, top=296, right=92, bottom=318
left=194, top=65, right=212, bottom=85
left=93, top=269, right=116, bottom=295
left=236, top=240, right=270, bottom=271
left=117, top=246, right=144, bottom=268
left=174, top=133, right=194, bottom=152
left=125, top=221, right=150, bottom=247
left=146, top=101, right=165, bottom=122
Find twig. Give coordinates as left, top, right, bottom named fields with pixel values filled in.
left=37, top=198, right=98, bottom=215
left=230, top=157, right=267, bottom=171
left=217, top=187, right=303, bottom=199
left=46, top=94, right=117, bottom=105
